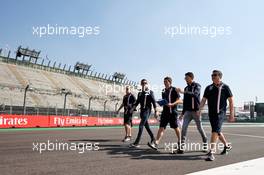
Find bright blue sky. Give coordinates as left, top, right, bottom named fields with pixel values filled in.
left=0, top=0, right=263, bottom=106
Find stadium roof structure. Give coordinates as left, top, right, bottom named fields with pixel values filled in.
left=0, top=46, right=137, bottom=115
left=1, top=46, right=137, bottom=87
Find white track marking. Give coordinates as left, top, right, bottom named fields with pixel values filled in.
left=187, top=129, right=264, bottom=140
left=224, top=132, right=264, bottom=139
left=187, top=157, right=264, bottom=175
left=188, top=130, right=264, bottom=139
left=188, top=123, right=264, bottom=128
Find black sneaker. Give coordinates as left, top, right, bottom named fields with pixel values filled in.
left=171, top=147, right=184, bottom=154
left=171, top=149, right=184, bottom=154
left=177, top=142, right=184, bottom=154
left=205, top=152, right=215, bottom=161
left=171, top=142, right=184, bottom=154
left=177, top=149, right=184, bottom=154
left=220, top=145, right=232, bottom=155
left=147, top=141, right=158, bottom=150
left=129, top=143, right=140, bottom=148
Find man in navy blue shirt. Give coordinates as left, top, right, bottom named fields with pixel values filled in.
left=117, top=86, right=136, bottom=142
left=199, top=70, right=235, bottom=161
left=129, top=79, right=158, bottom=148
left=177, top=72, right=207, bottom=154
left=147, top=77, right=182, bottom=151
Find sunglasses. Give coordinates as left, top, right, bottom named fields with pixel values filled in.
left=141, top=82, right=148, bottom=85
left=211, top=74, right=218, bottom=77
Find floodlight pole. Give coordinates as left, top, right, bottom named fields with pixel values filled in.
left=63, top=92, right=70, bottom=116
left=104, top=100, right=108, bottom=112
left=115, top=102, right=119, bottom=111
left=23, top=85, right=30, bottom=115
left=88, top=97, right=93, bottom=114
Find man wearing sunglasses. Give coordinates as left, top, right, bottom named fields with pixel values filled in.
left=199, top=70, right=235, bottom=161
left=129, top=79, right=158, bottom=148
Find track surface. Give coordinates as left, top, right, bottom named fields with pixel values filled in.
left=1, top=123, right=264, bottom=175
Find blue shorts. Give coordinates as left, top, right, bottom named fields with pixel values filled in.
left=209, top=112, right=225, bottom=134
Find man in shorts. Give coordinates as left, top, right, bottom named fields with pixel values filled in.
left=148, top=77, right=182, bottom=152
left=199, top=70, right=235, bottom=161
left=117, top=86, right=136, bottom=142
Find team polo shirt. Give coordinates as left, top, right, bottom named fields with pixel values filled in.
left=122, top=93, right=136, bottom=114
left=162, top=86, right=180, bottom=113
left=203, top=82, right=233, bottom=115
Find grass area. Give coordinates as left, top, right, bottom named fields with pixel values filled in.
left=0, top=125, right=160, bottom=132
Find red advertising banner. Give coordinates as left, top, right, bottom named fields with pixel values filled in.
left=81, top=117, right=98, bottom=126
left=49, top=116, right=83, bottom=127
left=97, top=117, right=123, bottom=126
left=0, top=114, right=158, bottom=128
left=0, top=115, right=49, bottom=128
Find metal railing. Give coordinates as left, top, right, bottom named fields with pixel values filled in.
left=0, top=105, right=134, bottom=117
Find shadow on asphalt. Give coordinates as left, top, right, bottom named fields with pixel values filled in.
left=69, top=138, right=205, bottom=161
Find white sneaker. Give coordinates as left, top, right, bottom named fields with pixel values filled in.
left=205, top=152, right=215, bottom=161
left=124, top=136, right=131, bottom=142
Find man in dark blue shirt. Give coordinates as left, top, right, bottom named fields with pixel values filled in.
left=117, top=86, right=136, bottom=142
left=129, top=79, right=158, bottom=148
left=199, top=70, right=235, bottom=161
left=148, top=77, right=182, bottom=152
left=178, top=72, right=207, bottom=154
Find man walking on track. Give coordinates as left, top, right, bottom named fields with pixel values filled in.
left=177, top=72, right=207, bottom=154
left=147, top=77, right=182, bottom=153
left=129, top=79, right=158, bottom=148
left=199, top=70, right=235, bottom=161
left=117, top=86, right=136, bottom=142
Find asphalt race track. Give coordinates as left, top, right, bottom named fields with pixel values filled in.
left=1, top=123, right=264, bottom=175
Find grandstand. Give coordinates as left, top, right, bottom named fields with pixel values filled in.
left=0, top=47, right=137, bottom=116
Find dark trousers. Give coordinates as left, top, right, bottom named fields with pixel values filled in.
left=134, top=109, right=155, bottom=145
